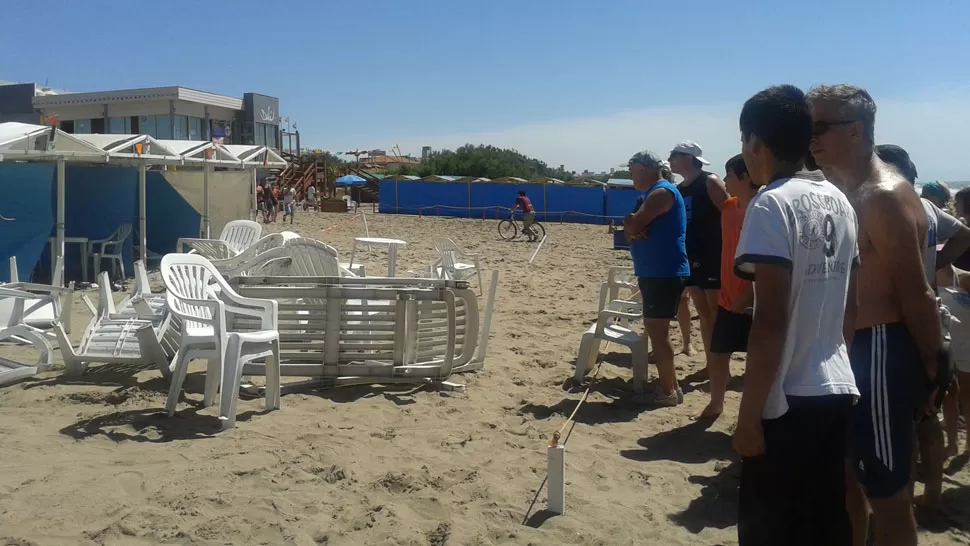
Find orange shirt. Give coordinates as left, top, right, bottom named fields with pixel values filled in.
left=718, top=197, right=751, bottom=310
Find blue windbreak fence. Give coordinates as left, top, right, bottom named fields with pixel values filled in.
left=379, top=181, right=615, bottom=224
left=0, top=163, right=56, bottom=282
left=605, top=186, right=644, bottom=222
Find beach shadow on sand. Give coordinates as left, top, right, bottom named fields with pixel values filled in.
left=620, top=420, right=734, bottom=465
left=520, top=377, right=656, bottom=425
left=667, top=459, right=742, bottom=533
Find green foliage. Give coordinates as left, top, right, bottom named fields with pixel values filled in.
left=415, top=144, right=575, bottom=180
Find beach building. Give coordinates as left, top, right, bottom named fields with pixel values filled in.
left=0, top=83, right=281, bottom=149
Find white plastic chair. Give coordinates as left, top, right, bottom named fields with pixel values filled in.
left=574, top=300, right=648, bottom=393
left=161, top=253, right=280, bottom=430
left=342, top=195, right=358, bottom=213
left=177, top=220, right=262, bottom=260
left=207, top=232, right=296, bottom=275
left=432, top=237, right=484, bottom=294
left=89, top=223, right=133, bottom=282
left=598, top=266, right=636, bottom=311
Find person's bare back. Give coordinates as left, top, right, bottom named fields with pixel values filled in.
left=851, top=163, right=929, bottom=329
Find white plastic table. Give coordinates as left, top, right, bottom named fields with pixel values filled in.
left=49, top=236, right=89, bottom=282
left=348, top=237, right=407, bottom=277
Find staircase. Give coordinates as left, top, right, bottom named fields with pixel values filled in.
left=277, top=154, right=326, bottom=199
left=346, top=167, right=381, bottom=204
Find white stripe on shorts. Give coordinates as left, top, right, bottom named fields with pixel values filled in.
left=870, top=325, right=893, bottom=472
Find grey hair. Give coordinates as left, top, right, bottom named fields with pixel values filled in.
left=628, top=150, right=674, bottom=181
left=806, top=84, right=877, bottom=144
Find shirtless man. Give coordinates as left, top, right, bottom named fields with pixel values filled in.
left=808, top=84, right=942, bottom=546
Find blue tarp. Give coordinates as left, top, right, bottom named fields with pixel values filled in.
left=145, top=171, right=201, bottom=256
left=0, top=163, right=56, bottom=282
left=378, top=181, right=610, bottom=224
left=605, top=186, right=644, bottom=222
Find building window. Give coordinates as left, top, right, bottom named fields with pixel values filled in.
left=109, top=117, right=131, bottom=134
left=155, top=114, right=172, bottom=139
left=174, top=115, right=188, bottom=140
left=59, top=120, right=75, bottom=133
left=140, top=116, right=156, bottom=137
left=266, top=125, right=278, bottom=149
left=255, top=122, right=266, bottom=146
left=188, top=117, right=202, bottom=140
left=74, top=119, right=92, bottom=134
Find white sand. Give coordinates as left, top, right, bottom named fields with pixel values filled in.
left=1, top=210, right=967, bottom=545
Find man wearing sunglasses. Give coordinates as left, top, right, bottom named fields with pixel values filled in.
left=808, top=84, right=942, bottom=546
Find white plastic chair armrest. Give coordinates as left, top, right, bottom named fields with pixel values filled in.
left=598, top=308, right=641, bottom=322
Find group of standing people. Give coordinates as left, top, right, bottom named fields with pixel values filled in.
left=623, top=83, right=966, bottom=545
left=256, top=182, right=312, bottom=224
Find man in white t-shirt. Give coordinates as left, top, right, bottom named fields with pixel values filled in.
left=733, top=85, right=859, bottom=546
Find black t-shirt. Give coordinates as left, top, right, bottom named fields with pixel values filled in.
left=678, top=172, right=721, bottom=261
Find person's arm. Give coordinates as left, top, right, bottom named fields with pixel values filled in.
left=936, top=210, right=970, bottom=271
left=624, top=187, right=674, bottom=234
left=706, top=174, right=730, bottom=211
left=865, top=192, right=942, bottom=382
left=738, top=263, right=792, bottom=426
left=843, top=266, right=859, bottom=348
left=730, top=283, right=754, bottom=313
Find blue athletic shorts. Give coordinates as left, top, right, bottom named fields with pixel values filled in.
left=849, top=323, right=925, bottom=499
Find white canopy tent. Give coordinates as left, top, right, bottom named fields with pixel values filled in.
left=0, top=122, right=286, bottom=282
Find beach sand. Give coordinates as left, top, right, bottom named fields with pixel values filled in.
left=1, top=210, right=968, bottom=545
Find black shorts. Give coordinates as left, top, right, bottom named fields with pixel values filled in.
left=684, top=250, right=721, bottom=290
left=637, top=276, right=686, bottom=320
left=738, top=395, right=854, bottom=546
left=849, top=323, right=926, bottom=499
left=710, top=306, right=752, bottom=354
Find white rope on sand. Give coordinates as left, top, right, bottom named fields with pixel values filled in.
left=529, top=235, right=548, bottom=265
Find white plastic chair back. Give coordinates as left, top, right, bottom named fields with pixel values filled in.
left=219, top=220, right=262, bottom=254
left=161, top=254, right=222, bottom=334
left=104, top=223, right=133, bottom=254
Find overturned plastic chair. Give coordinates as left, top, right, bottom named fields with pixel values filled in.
left=432, top=237, right=484, bottom=294
left=161, top=253, right=280, bottom=430
left=207, top=232, right=299, bottom=275
left=574, top=299, right=648, bottom=393
left=176, top=220, right=262, bottom=260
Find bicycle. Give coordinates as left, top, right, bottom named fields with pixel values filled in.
left=498, top=213, right=546, bottom=241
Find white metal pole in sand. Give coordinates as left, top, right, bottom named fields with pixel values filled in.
left=202, top=160, right=211, bottom=238
left=138, top=161, right=147, bottom=264
left=529, top=235, right=548, bottom=265
left=361, top=211, right=371, bottom=250
left=55, top=158, right=65, bottom=284
left=547, top=443, right=565, bottom=514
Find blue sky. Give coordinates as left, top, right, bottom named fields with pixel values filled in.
left=2, top=0, right=970, bottom=179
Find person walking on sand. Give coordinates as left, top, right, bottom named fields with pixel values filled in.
left=733, top=85, right=859, bottom=546
left=697, top=154, right=758, bottom=420
left=668, top=140, right=730, bottom=375
left=808, top=84, right=942, bottom=546
left=623, top=151, right=689, bottom=406
left=511, top=190, right=538, bottom=242
left=282, top=186, right=296, bottom=224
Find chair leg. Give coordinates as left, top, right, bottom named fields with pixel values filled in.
left=265, top=338, right=281, bottom=411
left=117, top=257, right=125, bottom=283
left=219, top=335, right=245, bottom=430
left=575, top=333, right=599, bottom=383
left=165, top=351, right=192, bottom=416
left=203, top=357, right=221, bottom=408
left=476, top=266, right=484, bottom=296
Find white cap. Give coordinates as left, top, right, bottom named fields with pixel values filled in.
left=670, top=140, right=710, bottom=165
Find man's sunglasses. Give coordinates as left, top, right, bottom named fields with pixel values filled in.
left=812, top=119, right=856, bottom=137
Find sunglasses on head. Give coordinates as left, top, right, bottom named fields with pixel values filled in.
left=812, top=119, right=856, bottom=137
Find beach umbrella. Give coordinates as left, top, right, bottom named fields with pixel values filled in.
left=335, top=174, right=367, bottom=187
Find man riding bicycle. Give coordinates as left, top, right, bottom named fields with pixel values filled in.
left=511, top=190, right=538, bottom=242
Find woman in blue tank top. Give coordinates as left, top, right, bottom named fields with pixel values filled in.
left=622, top=150, right=689, bottom=406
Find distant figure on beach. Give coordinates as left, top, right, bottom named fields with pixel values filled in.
left=697, top=154, right=757, bottom=420
left=669, top=140, right=729, bottom=376
left=511, top=190, right=538, bottom=242
left=921, top=180, right=952, bottom=210
left=256, top=183, right=268, bottom=223
left=283, top=186, right=296, bottom=224
left=733, top=85, right=859, bottom=545
left=623, top=150, right=689, bottom=406
left=268, top=185, right=280, bottom=223
left=809, top=84, right=941, bottom=546
left=306, top=184, right=316, bottom=211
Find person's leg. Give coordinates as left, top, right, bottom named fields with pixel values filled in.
left=677, top=294, right=693, bottom=356
left=699, top=352, right=731, bottom=419
left=944, top=378, right=960, bottom=457
left=687, top=286, right=716, bottom=354
left=960, top=371, right=970, bottom=453
left=645, top=318, right=676, bottom=395
left=810, top=396, right=854, bottom=546
left=914, top=416, right=944, bottom=510
left=870, top=492, right=918, bottom=546
left=845, top=464, right=871, bottom=546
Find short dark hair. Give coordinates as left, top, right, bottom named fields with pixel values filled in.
left=874, top=144, right=918, bottom=184
left=739, top=85, right=812, bottom=163
left=517, top=190, right=526, bottom=196
left=725, top=154, right=747, bottom=177
left=955, top=187, right=970, bottom=211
